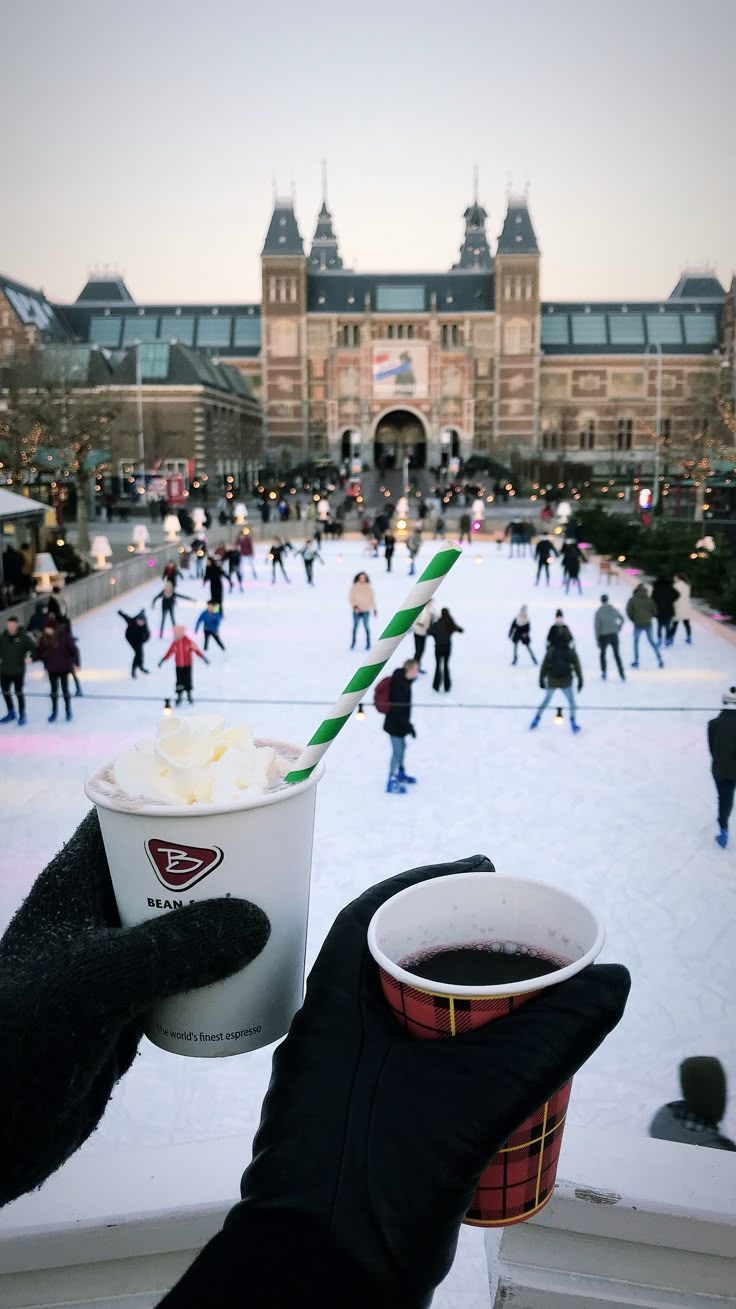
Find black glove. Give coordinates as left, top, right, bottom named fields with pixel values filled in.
left=578, top=682, right=583, bottom=693
left=203, top=657, right=210, bottom=665
left=409, top=725, right=417, bottom=738
left=164, top=855, right=629, bottom=1308
left=0, top=811, right=270, bottom=1207
left=158, top=659, right=164, bottom=668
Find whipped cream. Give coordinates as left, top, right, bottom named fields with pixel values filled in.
left=112, top=715, right=288, bottom=806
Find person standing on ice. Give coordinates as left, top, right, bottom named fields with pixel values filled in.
left=158, top=625, right=208, bottom=706
left=668, top=571, right=693, bottom=645
left=237, top=529, right=257, bottom=580
left=0, top=615, right=35, bottom=725
left=269, top=538, right=292, bottom=585
left=546, top=608, right=574, bottom=647
left=508, top=605, right=537, bottom=666
left=412, top=600, right=436, bottom=674
left=117, top=609, right=150, bottom=679
left=203, top=555, right=227, bottom=611
left=383, top=529, right=395, bottom=573
left=594, top=594, right=625, bottom=681
left=626, top=583, right=664, bottom=669
left=430, top=607, right=464, bottom=692
left=561, top=538, right=585, bottom=594
left=383, top=658, right=419, bottom=793
left=707, top=686, right=736, bottom=849
left=296, top=539, right=323, bottom=586
left=651, top=575, right=679, bottom=647
left=152, top=579, right=193, bottom=639
left=225, top=544, right=244, bottom=593
left=531, top=633, right=583, bottom=733
left=195, top=601, right=225, bottom=654
left=406, top=528, right=422, bottom=576
left=37, top=619, right=79, bottom=724
left=534, top=533, right=557, bottom=586
left=349, top=572, right=377, bottom=650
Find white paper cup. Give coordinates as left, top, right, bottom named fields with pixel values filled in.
left=85, top=742, right=324, bottom=1057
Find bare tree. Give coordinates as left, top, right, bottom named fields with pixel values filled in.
left=643, top=374, right=736, bottom=521
left=0, top=381, right=42, bottom=490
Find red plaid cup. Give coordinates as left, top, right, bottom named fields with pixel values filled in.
left=367, top=872, right=604, bottom=1227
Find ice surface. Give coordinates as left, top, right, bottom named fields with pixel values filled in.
left=2, top=538, right=735, bottom=1306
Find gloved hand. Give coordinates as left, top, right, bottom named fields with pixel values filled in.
left=409, top=725, right=417, bottom=738
left=158, top=659, right=164, bottom=668
left=578, top=682, right=584, bottom=693
left=203, top=657, right=210, bottom=665
left=0, top=811, right=270, bottom=1207
left=165, top=854, right=629, bottom=1308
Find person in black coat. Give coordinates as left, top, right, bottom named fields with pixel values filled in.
left=651, top=576, right=679, bottom=646
left=561, top=540, right=585, bottom=594
left=383, top=530, right=395, bottom=573
left=118, top=609, right=150, bottom=678
left=203, top=556, right=226, bottom=612
left=383, top=659, right=419, bottom=792
left=534, top=534, right=558, bottom=586
left=708, top=687, right=736, bottom=848
left=430, top=607, right=464, bottom=693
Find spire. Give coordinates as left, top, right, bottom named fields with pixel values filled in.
left=308, top=164, right=344, bottom=271
left=497, top=193, right=540, bottom=255
left=451, top=173, right=492, bottom=271
left=261, top=195, right=304, bottom=257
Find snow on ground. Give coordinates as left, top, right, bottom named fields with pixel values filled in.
left=2, top=536, right=735, bottom=1306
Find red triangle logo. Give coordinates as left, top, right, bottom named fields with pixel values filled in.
left=145, top=838, right=224, bottom=892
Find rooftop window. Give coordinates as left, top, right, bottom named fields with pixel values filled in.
left=376, top=285, right=425, bottom=312
left=138, top=343, right=170, bottom=380
left=540, top=316, right=569, bottom=345
left=646, top=314, right=682, bottom=346
left=90, top=316, right=122, bottom=348
left=122, top=316, right=158, bottom=345
left=571, top=313, right=606, bottom=345
left=160, top=315, right=194, bottom=345
left=233, top=316, right=261, bottom=348
left=683, top=312, right=717, bottom=345
left=608, top=313, right=645, bottom=346
left=197, top=316, right=232, bottom=348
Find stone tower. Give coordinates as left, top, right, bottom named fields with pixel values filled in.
left=493, top=194, right=541, bottom=457
left=260, top=195, right=308, bottom=460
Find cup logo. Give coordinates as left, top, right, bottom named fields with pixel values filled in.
left=145, top=838, right=224, bottom=891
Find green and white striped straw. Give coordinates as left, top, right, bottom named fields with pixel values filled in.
left=285, top=546, right=462, bottom=783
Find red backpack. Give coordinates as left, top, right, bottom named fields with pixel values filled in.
left=374, top=675, right=392, bottom=715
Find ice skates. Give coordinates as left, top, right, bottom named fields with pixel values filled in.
left=386, top=775, right=407, bottom=794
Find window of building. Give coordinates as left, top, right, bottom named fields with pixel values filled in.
left=525, top=276, right=534, bottom=299
left=617, top=418, right=633, bottom=450
left=396, top=324, right=404, bottom=340
left=122, top=316, right=158, bottom=345
left=90, top=316, right=122, bottom=347
left=269, top=279, right=277, bottom=303
left=197, top=316, right=233, bottom=348
left=139, top=343, right=171, bottom=380
left=503, top=319, right=532, bottom=354
left=541, top=315, right=569, bottom=346
left=341, top=324, right=360, bottom=347
left=659, top=417, right=671, bottom=440
left=387, top=324, right=394, bottom=340
left=579, top=419, right=595, bottom=450
left=504, top=280, right=511, bottom=301
left=646, top=314, right=682, bottom=346
left=608, top=313, right=645, bottom=346
left=376, top=285, right=425, bottom=312
left=160, top=315, right=195, bottom=345
left=683, top=313, right=717, bottom=346
left=233, top=316, right=261, bottom=348
left=407, top=324, right=414, bottom=339
left=571, top=313, right=607, bottom=346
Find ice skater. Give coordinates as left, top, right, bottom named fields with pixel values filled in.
left=429, top=607, right=464, bottom=693
left=269, top=538, right=292, bottom=584
left=349, top=572, right=377, bottom=650
left=530, top=633, right=583, bottom=733
left=118, top=609, right=150, bottom=678
left=561, top=538, right=585, bottom=594
left=546, top=608, right=574, bottom=647
left=652, top=575, right=679, bottom=647
left=237, top=529, right=257, bottom=580
left=191, top=536, right=207, bottom=579
left=384, top=529, right=395, bottom=573
left=297, top=539, right=323, bottom=585
left=534, top=533, right=557, bottom=586
left=626, top=583, right=664, bottom=669
left=158, top=625, right=209, bottom=706
left=708, top=686, right=736, bottom=848
left=0, top=614, right=35, bottom=725
left=668, top=572, right=693, bottom=645
left=37, top=618, right=79, bottom=723
left=594, top=594, right=625, bottom=681
left=195, top=601, right=225, bottom=653
left=508, top=605, right=537, bottom=666
left=203, top=555, right=227, bottom=612
left=407, top=528, right=422, bottom=576
left=225, top=544, right=244, bottom=592
left=382, top=657, right=419, bottom=794
left=152, top=579, right=193, bottom=639
left=162, top=560, right=180, bottom=588
left=412, top=601, right=436, bottom=674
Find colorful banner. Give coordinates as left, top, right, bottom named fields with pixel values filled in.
left=371, top=345, right=428, bottom=399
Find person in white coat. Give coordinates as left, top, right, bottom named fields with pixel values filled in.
left=412, top=601, right=436, bottom=674
left=668, top=572, right=693, bottom=645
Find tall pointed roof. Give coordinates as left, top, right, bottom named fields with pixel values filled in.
left=497, top=198, right=539, bottom=255
left=309, top=200, right=344, bottom=271
left=452, top=171, right=492, bottom=271
left=262, top=198, right=304, bottom=257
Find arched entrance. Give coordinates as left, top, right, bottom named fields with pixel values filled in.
left=373, top=408, right=427, bottom=470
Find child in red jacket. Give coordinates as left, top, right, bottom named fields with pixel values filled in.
left=158, top=625, right=208, bottom=705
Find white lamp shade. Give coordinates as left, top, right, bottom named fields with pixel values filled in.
left=163, top=514, right=181, bottom=532
left=91, top=536, right=112, bottom=557
left=33, top=553, right=57, bottom=575
left=132, top=523, right=150, bottom=543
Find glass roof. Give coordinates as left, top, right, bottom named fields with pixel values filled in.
left=608, top=313, right=645, bottom=345
left=90, top=316, right=122, bottom=348
left=160, top=315, right=195, bottom=345
left=571, top=313, right=607, bottom=345
left=376, top=285, right=425, bottom=312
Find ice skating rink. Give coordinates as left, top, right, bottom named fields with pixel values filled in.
left=2, top=537, right=735, bottom=1306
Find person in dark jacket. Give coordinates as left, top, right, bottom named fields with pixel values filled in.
left=430, top=608, right=464, bottom=692
left=224, top=544, right=244, bottom=592
left=37, top=620, right=80, bottom=723
left=0, top=616, right=36, bottom=725
left=195, top=601, right=225, bottom=652
left=26, top=600, right=50, bottom=641
left=546, top=608, right=574, bottom=647
left=118, top=609, right=150, bottom=678
left=649, top=1057, right=735, bottom=1151
left=561, top=539, right=585, bottom=594
left=626, top=583, right=663, bottom=669
left=0, top=825, right=630, bottom=1307
left=651, top=575, right=679, bottom=646
left=383, top=529, right=395, bottom=573
left=508, top=605, right=537, bottom=666
left=531, top=634, right=583, bottom=733
left=152, top=580, right=193, bottom=638
left=269, top=538, right=292, bottom=584
left=203, top=555, right=227, bottom=611
left=534, top=534, right=557, bottom=586
left=46, top=586, right=68, bottom=623
left=708, top=687, right=736, bottom=847
left=383, top=658, right=419, bottom=793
